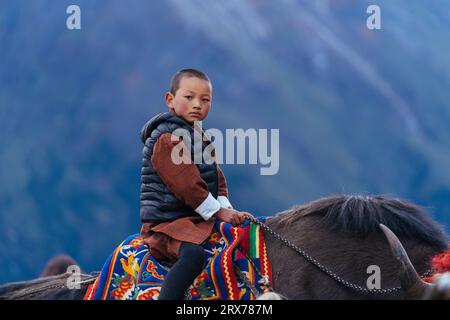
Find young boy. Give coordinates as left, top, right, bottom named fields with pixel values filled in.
left=139, top=68, right=251, bottom=300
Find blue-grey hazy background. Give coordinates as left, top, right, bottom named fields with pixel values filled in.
left=1, top=0, right=449, bottom=283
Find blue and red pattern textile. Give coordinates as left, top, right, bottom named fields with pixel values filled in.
left=84, top=218, right=272, bottom=300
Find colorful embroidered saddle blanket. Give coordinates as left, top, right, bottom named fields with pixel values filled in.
left=84, top=217, right=272, bottom=300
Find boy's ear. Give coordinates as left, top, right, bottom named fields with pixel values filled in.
left=165, top=92, right=174, bottom=111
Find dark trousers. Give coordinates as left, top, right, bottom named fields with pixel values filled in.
left=158, top=242, right=206, bottom=300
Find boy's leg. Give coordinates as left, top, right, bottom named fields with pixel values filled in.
left=158, top=242, right=205, bottom=300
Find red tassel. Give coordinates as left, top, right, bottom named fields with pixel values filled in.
left=431, top=249, right=450, bottom=273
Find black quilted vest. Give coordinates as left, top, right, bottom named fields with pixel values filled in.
left=139, top=112, right=219, bottom=222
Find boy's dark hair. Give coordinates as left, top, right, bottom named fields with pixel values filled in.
left=170, top=68, right=211, bottom=95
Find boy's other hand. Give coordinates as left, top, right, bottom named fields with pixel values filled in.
left=215, top=208, right=248, bottom=227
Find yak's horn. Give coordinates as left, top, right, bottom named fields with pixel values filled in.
left=379, top=224, right=433, bottom=299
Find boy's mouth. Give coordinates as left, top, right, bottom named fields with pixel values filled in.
left=189, top=112, right=202, bottom=118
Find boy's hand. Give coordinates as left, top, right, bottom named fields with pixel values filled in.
left=215, top=208, right=252, bottom=227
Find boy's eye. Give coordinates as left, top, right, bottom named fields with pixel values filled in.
left=185, top=96, right=193, bottom=100
left=202, top=98, right=210, bottom=102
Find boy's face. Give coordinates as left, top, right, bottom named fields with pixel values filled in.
left=166, top=76, right=212, bottom=124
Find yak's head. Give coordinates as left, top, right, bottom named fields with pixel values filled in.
left=380, top=224, right=450, bottom=300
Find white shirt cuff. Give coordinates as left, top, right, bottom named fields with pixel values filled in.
left=217, top=196, right=233, bottom=209
left=195, top=192, right=221, bottom=220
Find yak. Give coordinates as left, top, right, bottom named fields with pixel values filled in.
left=0, top=194, right=448, bottom=300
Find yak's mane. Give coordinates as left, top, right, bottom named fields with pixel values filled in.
left=276, top=194, right=448, bottom=250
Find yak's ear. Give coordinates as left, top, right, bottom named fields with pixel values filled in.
left=379, top=224, right=433, bottom=299
left=426, top=273, right=450, bottom=299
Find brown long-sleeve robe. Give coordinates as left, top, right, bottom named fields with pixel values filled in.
left=140, top=132, right=230, bottom=262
